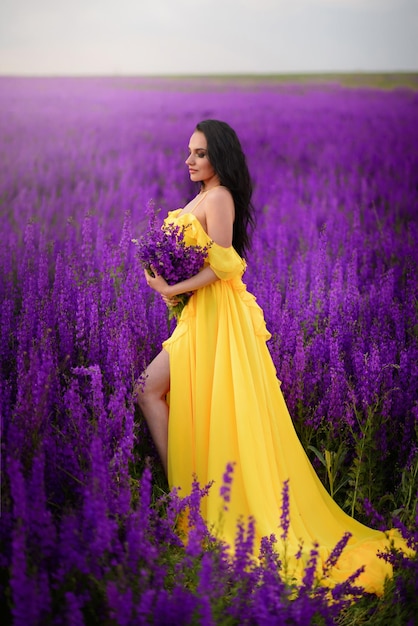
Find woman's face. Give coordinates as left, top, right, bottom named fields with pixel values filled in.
left=185, top=131, right=219, bottom=188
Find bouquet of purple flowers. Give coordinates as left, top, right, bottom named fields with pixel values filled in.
left=132, top=207, right=212, bottom=320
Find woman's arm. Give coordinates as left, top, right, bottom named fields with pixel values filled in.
left=205, top=187, right=234, bottom=247
left=145, top=265, right=218, bottom=298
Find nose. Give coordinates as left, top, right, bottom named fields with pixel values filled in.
left=185, top=154, right=194, bottom=165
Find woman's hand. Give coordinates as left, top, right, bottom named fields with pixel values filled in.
left=144, top=269, right=181, bottom=306
left=144, top=267, right=170, bottom=297
left=161, top=294, right=180, bottom=306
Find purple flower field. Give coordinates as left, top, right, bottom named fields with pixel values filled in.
left=1, top=76, right=417, bottom=624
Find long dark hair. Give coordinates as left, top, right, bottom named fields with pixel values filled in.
left=195, top=119, right=255, bottom=258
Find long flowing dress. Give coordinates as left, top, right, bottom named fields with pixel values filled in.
left=162, top=200, right=408, bottom=596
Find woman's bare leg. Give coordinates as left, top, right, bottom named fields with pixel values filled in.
left=134, top=349, right=170, bottom=475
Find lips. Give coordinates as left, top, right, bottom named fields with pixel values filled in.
left=189, top=169, right=197, bottom=174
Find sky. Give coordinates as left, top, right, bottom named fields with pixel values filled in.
left=0, top=0, right=417, bottom=75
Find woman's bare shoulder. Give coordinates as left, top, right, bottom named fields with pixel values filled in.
left=203, top=187, right=234, bottom=245
left=204, top=186, right=234, bottom=213
left=208, top=185, right=233, bottom=200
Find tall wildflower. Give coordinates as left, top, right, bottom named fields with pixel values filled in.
left=65, top=592, right=85, bottom=626
left=184, top=476, right=214, bottom=559
left=233, top=517, right=256, bottom=577
left=82, top=436, right=116, bottom=575
left=219, top=461, right=235, bottom=511
left=302, top=543, right=320, bottom=591
left=125, top=465, right=159, bottom=578
left=106, top=583, right=134, bottom=626
left=9, top=457, right=33, bottom=626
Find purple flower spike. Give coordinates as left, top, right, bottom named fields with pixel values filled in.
left=280, top=479, right=290, bottom=541
left=219, top=462, right=235, bottom=511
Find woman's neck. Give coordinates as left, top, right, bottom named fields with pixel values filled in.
left=200, top=182, right=221, bottom=193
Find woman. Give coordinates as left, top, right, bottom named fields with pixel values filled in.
left=136, top=119, right=407, bottom=595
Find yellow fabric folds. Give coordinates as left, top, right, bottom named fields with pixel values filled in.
left=162, top=210, right=409, bottom=596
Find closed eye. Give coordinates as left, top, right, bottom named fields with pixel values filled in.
left=187, top=148, right=208, bottom=158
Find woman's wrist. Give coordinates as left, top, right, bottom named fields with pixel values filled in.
left=165, top=284, right=177, bottom=298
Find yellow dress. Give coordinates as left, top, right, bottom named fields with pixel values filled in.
left=162, top=207, right=408, bottom=596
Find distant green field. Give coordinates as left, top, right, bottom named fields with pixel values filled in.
left=160, top=72, right=418, bottom=90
